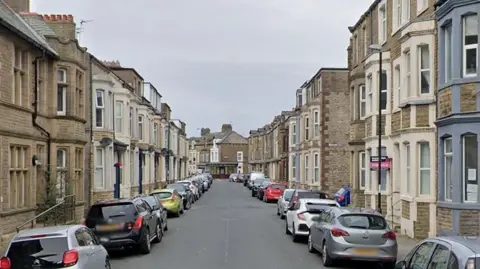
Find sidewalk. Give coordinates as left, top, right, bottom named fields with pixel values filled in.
left=397, top=235, right=420, bottom=259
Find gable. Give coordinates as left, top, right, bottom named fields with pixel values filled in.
left=220, top=132, right=247, bottom=144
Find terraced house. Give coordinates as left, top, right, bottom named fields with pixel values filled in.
left=435, top=0, right=480, bottom=236
left=348, top=0, right=437, bottom=238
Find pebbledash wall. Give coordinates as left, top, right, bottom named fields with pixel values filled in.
left=436, top=0, right=480, bottom=235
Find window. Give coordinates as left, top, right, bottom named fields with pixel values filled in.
left=367, top=149, right=372, bottom=190
left=419, top=46, right=430, bottom=94
left=153, top=123, right=158, bottom=145
left=129, top=107, right=134, bottom=137
left=363, top=27, right=368, bottom=56
left=395, top=0, right=402, bottom=28
left=9, top=145, right=29, bottom=209
left=444, top=25, right=452, bottom=82
left=305, top=117, right=309, bottom=140
left=75, top=70, right=84, bottom=117
left=428, top=244, right=450, bottom=269
left=463, top=134, right=478, bottom=202
left=463, top=15, right=478, bottom=77
left=367, top=75, right=373, bottom=114
left=444, top=138, right=452, bottom=200
left=419, top=143, right=430, bottom=195
left=74, top=148, right=83, bottom=200
left=95, top=148, right=105, bottom=188
left=406, top=144, right=411, bottom=194
left=291, top=123, right=296, bottom=145
left=313, top=153, right=319, bottom=182
left=164, top=129, right=168, bottom=149
left=237, top=151, right=243, bottom=162
left=56, top=149, right=67, bottom=198
left=291, top=155, right=296, bottom=179
left=95, top=90, right=104, bottom=128
left=405, top=51, right=411, bottom=97
left=304, top=154, right=309, bottom=182
left=380, top=70, right=387, bottom=110
left=403, top=0, right=410, bottom=23
left=379, top=4, right=387, bottom=43
left=359, top=85, right=366, bottom=118
left=138, top=115, right=144, bottom=140
left=313, top=111, right=319, bottom=137
left=394, top=66, right=400, bottom=107
left=13, top=48, right=27, bottom=106
left=57, top=69, right=67, bottom=115
left=114, top=101, right=123, bottom=132
left=417, top=0, right=428, bottom=13
left=353, top=35, right=357, bottom=63
left=359, top=151, right=366, bottom=189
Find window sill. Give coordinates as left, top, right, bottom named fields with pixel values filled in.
left=399, top=97, right=435, bottom=108
left=415, top=195, right=435, bottom=203
left=400, top=194, right=413, bottom=202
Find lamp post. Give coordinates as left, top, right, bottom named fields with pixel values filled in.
left=369, top=44, right=383, bottom=214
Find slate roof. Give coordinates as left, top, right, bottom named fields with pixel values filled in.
left=20, top=13, right=56, bottom=36
left=0, top=1, right=57, bottom=56
left=190, top=130, right=247, bottom=145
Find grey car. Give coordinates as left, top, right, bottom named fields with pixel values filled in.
left=309, top=207, right=397, bottom=268
left=1, top=225, right=110, bottom=269
left=277, top=188, right=295, bottom=219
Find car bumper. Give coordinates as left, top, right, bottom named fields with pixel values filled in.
left=294, top=221, right=310, bottom=236
left=266, top=194, right=281, bottom=200
left=98, top=230, right=143, bottom=249
left=328, top=238, right=397, bottom=262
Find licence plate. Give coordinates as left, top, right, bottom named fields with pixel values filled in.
left=353, top=248, right=377, bottom=255
left=97, top=224, right=123, bottom=231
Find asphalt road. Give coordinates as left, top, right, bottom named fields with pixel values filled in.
left=110, top=180, right=359, bottom=269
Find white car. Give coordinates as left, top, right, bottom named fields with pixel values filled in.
left=285, top=198, right=339, bottom=242
left=178, top=180, right=199, bottom=200
left=277, top=189, right=295, bottom=219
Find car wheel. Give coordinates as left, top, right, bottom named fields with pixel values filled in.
left=292, top=225, right=299, bottom=242
left=280, top=212, right=285, bottom=219
left=285, top=221, right=291, bottom=235
left=251, top=192, right=255, bottom=197
left=186, top=200, right=191, bottom=210
left=307, top=233, right=316, bottom=253
left=138, top=229, right=151, bottom=254
left=322, top=242, right=334, bottom=267
left=180, top=204, right=185, bottom=214
left=164, top=221, right=168, bottom=231
left=153, top=222, right=162, bottom=243
left=276, top=207, right=280, bottom=216
left=105, top=258, right=111, bottom=269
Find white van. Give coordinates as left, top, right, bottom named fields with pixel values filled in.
left=250, top=172, right=265, bottom=181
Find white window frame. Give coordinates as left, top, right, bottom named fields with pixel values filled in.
left=403, top=0, right=410, bottom=23
left=237, top=151, right=243, bottom=162
left=394, top=65, right=400, bottom=108
left=405, top=51, right=411, bottom=98
left=462, top=134, right=478, bottom=203
left=56, top=148, right=67, bottom=198
left=463, top=15, right=478, bottom=77
left=367, top=149, right=372, bottom=191
left=305, top=116, right=309, bottom=141
left=313, top=153, right=319, bottom=182
left=138, top=115, right=144, bottom=140
left=359, top=85, right=366, bottom=118
left=95, top=89, right=104, bottom=128
left=57, top=69, right=67, bottom=115
left=405, top=144, right=411, bottom=194
left=444, top=137, right=452, bottom=201
left=379, top=3, right=387, bottom=43
left=153, top=123, right=158, bottom=145
left=115, top=101, right=123, bottom=133
left=395, top=0, right=402, bottom=29
left=359, top=151, right=366, bottom=189
left=367, top=75, right=373, bottom=114
left=418, top=45, right=431, bottom=94
left=304, top=154, right=309, bottom=182
left=291, top=123, right=296, bottom=145
left=313, top=111, right=319, bottom=137
left=419, top=143, right=430, bottom=195
left=417, top=0, right=428, bottom=14
left=380, top=71, right=388, bottom=111
left=95, top=148, right=105, bottom=189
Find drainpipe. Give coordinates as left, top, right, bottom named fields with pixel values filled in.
left=87, top=56, right=94, bottom=207
left=295, top=113, right=301, bottom=189
left=112, top=93, right=120, bottom=199
left=32, top=51, right=52, bottom=204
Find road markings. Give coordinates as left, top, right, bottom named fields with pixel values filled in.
left=224, top=218, right=230, bottom=263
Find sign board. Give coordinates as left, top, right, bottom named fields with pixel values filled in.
left=370, top=158, right=392, bottom=170
left=370, top=156, right=388, bottom=162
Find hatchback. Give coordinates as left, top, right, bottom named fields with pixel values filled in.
left=263, top=182, right=287, bottom=202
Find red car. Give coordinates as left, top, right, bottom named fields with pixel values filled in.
left=263, top=182, right=287, bottom=202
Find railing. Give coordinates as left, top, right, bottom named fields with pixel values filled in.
left=16, top=195, right=76, bottom=233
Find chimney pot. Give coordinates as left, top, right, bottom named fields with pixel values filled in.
left=221, top=124, right=232, bottom=133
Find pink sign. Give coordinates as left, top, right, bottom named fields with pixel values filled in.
left=370, top=158, right=392, bottom=169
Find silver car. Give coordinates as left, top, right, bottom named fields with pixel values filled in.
left=277, top=188, right=295, bottom=219
left=1, top=225, right=110, bottom=268
left=309, top=207, right=397, bottom=268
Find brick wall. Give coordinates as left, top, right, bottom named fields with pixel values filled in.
left=438, top=88, right=452, bottom=117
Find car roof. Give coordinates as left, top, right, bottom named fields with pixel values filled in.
left=152, top=188, right=175, bottom=193
left=433, top=236, right=480, bottom=253
left=284, top=188, right=295, bottom=191
left=94, top=198, right=133, bottom=205
left=331, top=207, right=383, bottom=216
left=300, top=198, right=338, bottom=205
left=12, top=225, right=82, bottom=242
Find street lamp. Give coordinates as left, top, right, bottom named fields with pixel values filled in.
left=369, top=44, right=383, bottom=214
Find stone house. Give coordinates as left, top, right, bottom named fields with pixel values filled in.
left=435, top=0, right=480, bottom=236
left=248, top=127, right=266, bottom=173
left=289, top=68, right=350, bottom=196
left=348, top=0, right=437, bottom=238
left=190, top=124, right=248, bottom=178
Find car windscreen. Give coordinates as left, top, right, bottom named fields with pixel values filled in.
left=8, top=237, right=69, bottom=268
left=305, top=203, right=337, bottom=213
left=142, top=196, right=158, bottom=208
left=253, top=179, right=265, bottom=186
left=338, top=214, right=387, bottom=230
left=297, top=191, right=329, bottom=199
left=86, top=202, right=137, bottom=224
left=152, top=192, right=172, bottom=199
left=261, top=181, right=271, bottom=187
left=167, top=184, right=186, bottom=192
left=283, top=190, right=294, bottom=201
left=270, top=184, right=286, bottom=190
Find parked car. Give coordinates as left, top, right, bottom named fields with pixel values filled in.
left=229, top=173, right=238, bottom=182
left=256, top=180, right=271, bottom=200
left=177, top=180, right=199, bottom=201
left=83, top=198, right=162, bottom=254
left=243, top=173, right=251, bottom=187
left=151, top=189, right=184, bottom=217
left=285, top=198, right=339, bottom=242
left=263, top=182, right=287, bottom=202
left=395, top=236, right=475, bottom=269
left=309, top=207, right=397, bottom=268
left=1, top=225, right=110, bottom=269
left=191, top=179, right=203, bottom=197
left=251, top=178, right=268, bottom=197
left=277, top=188, right=295, bottom=219
left=166, top=183, right=193, bottom=210
left=288, top=189, right=330, bottom=209
left=141, top=195, right=168, bottom=233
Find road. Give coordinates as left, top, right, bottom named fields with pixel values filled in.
left=110, top=180, right=364, bottom=269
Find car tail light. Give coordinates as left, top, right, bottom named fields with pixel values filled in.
left=331, top=228, right=349, bottom=237
left=467, top=258, right=475, bottom=269
left=62, top=250, right=79, bottom=267
left=171, top=195, right=177, bottom=201
left=338, top=196, right=345, bottom=202
left=297, top=213, right=305, bottom=220
left=82, top=221, right=86, bottom=226
left=132, top=216, right=143, bottom=230
left=0, top=257, right=11, bottom=269
left=382, top=231, right=396, bottom=240
left=293, top=195, right=298, bottom=202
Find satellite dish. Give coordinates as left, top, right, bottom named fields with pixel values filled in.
left=100, top=137, right=113, bottom=146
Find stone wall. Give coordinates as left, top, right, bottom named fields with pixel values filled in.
left=402, top=200, right=410, bottom=219
left=437, top=207, right=453, bottom=235
left=414, top=202, right=430, bottom=239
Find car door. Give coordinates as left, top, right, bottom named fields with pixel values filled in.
left=425, top=243, right=454, bottom=269
left=287, top=201, right=301, bottom=230
left=142, top=200, right=157, bottom=236
left=135, top=200, right=153, bottom=237
left=310, top=211, right=324, bottom=248
left=82, top=228, right=104, bottom=267
left=407, top=242, right=436, bottom=269
left=74, top=228, right=98, bottom=268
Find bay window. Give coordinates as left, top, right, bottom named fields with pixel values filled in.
left=305, top=117, right=309, bottom=141
left=444, top=138, right=452, bottom=200
left=291, top=123, right=296, bottom=145
left=419, top=45, right=430, bottom=94
left=367, top=75, right=373, bottom=114
left=463, top=134, right=478, bottom=202
left=405, top=144, right=411, bottom=194
left=359, top=85, right=366, bottom=118
left=463, top=15, right=478, bottom=77
left=138, top=115, right=144, bottom=140
left=419, top=143, right=430, bottom=195
left=95, top=148, right=105, bottom=188
left=405, top=51, right=411, bottom=97
left=394, top=66, right=400, bottom=107
left=380, top=147, right=387, bottom=191
left=291, top=155, right=296, bottom=180
left=95, top=89, right=104, bottom=128
left=380, top=70, right=387, bottom=110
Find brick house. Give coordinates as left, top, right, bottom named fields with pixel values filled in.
left=435, top=0, right=480, bottom=236
left=190, top=124, right=248, bottom=178
left=348, top=0, right=437, bottom=238
left=248, top=127, right=266, bottom=173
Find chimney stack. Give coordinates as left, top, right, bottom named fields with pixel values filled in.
left=4, top=0, right=30, bottom=13
left=41, top=14, right=76, bottom=40
left=200, top=128, right=210, bottom=136
left=221, top=124, right=232, bottom=133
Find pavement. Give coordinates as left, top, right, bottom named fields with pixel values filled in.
left=110, top=180, right=419, bottom=269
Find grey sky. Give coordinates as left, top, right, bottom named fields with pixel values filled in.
left=33, top=0, right=372, bottom=137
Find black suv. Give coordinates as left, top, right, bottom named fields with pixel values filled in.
left=84, top=198, right=162, bottom=254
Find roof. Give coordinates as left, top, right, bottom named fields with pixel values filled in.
left=13, top=225, right=80, bottom=240
left=190, top=130, right=247, bottom=145
left=109, top=66, right=145, bottom=80
left=348, top=0, right=380, bottom=33
left=0, top=3, right=57, bottom=56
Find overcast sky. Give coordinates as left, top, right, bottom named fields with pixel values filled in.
left=33, top=0, right=372, bottom=137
